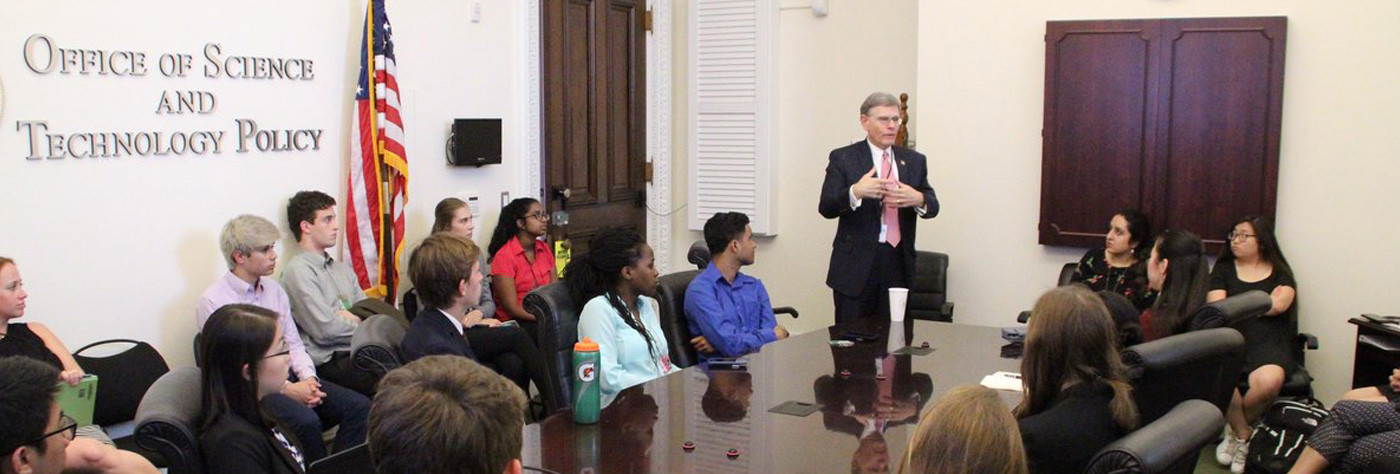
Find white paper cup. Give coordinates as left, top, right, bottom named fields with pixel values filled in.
left=888, top=287, right=909, bottom=322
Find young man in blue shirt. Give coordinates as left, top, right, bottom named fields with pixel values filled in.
left=685, top=212, right=789, bottom=359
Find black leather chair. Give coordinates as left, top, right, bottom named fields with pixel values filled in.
left=1057, top=262, right=1078, bottom=287
left=1190, top=290, right=1318, bottom=399
left=133, top=366, right=203, bottom=474
left=72, top=339, right=171, bottom=427
left=656, top=270, right=703, bottom=368
left=909, top=251, right=954, bottom=322
left=400, top=287, right=421, bottom=323
left=687, top=240, right=711, bottom=269
left=522, top=281, right=581, bottom=414
left=1083, top=399, right=1225, bottom=474
left=1121, top=327, right=1245, bottom=426
left=350, top=314, right=408, bottom=392
left=306, top=443, right=373, bottom=474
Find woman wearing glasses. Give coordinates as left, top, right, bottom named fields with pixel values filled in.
left=199, top=304, right=305, bottom=474
left=0, top=257, right=157, bottom=474
left=488, top=197, right=557, bottom=323
left=1206, top=216, right=1299, bottom=473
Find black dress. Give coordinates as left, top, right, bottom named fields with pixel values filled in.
left=1209, top=262, right=1298, bottom=378
left=1071, top=248, right=1157, bottom=310
left=0, top=323, right=64, bottom=369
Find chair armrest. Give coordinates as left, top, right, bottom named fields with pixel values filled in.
left=774, top=306, right=799, bottom=319
left=1299, top=333, right=1319, bottom=350
left=941, top=302, right=955, bottom=320
left=134, top=366, right=203, bottom=474
left=1017, top=310, right=1031, bottom=324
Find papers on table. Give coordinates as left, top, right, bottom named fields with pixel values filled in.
left=980, top=371, right=1024, bottom=392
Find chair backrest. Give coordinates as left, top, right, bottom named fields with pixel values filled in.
left=908, top=251, right=950, bottom=322
left=72, top=339, right=171, bottom=426
left=1057, top=262, right=1078, bottom=287
left=350, top=314, right=408, bottom=387
left=1084, top=399, right=1225, bottom=474
left=307, top=443, right=373, bottom=474
left=1121, top=327, right=1245, bottom=425
left=522, top=281, right=581, bottom=413
left=1190, top=290, right=1272, bottom=331
left=134, top=366, right=204, bottom=474
left=401, top=287, right=421, bottom=323
left=655, top=270, right=701, bottom=369
left=687, top=240, right=711, bottom=270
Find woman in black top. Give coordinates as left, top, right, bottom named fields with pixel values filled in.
left=1070, top=210, right=1157, bottom=310
left=200, top=304, right=306, bottom=474
left=1016, top=286, right=1138, bottom=474
left=1206, top=216, right=1298, bottom=472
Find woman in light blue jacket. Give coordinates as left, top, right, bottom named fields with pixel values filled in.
left=566, top=228, right=677, bottom=405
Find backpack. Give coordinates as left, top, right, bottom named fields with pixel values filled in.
left=1245, top=398, right=1329, bottom=474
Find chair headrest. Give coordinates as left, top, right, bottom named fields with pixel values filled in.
left=1085, top=400, right=1224, bottom=473
left=687, top=240, right=711, bottom=270
left=1122, top=327, right=1245, bottom=375
left=351, top=314, right=408, bottom=352
left=1190, top=290, right=1272, bottom=330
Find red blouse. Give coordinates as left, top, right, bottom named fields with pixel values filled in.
left=490, top=237, right=556, bottom=321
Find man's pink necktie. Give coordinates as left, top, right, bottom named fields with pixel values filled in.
left=882, top=150, right=901, bottom=247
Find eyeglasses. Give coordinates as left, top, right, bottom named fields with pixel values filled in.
left=867, top=115, right=903, bottom=126
left=1227, top=232, right=1256, bottom=243
left=262, top=342, right=290, bottom=360
left=526, top=212, right=550, bottom=222
left=5, top=414, right=79, bottom=453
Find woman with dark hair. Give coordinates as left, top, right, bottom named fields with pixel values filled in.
left=199, top=304, right=305, bottom=474
left=1070, top=210, right=1157, bottom=310
left=1015, top=286, right=1138, bottom=474
left=566, top=228, right=677, bottom=405
left=489, top=198, right=555, bottom=322
left=1141, top=229, right=1211, bottom=341
left=1208, top=216, right=1298, bottom=473
left=431, top=197, right=495, bottom=319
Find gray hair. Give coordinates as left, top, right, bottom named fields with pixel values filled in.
left=220, top=214, right=281, bottom=269
left=860, top=92, right=900, bottom=116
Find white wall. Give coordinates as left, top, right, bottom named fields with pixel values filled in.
left=0, top=0, right=533, bottom=368
left=669, top=0, right=921, bottom=336
left=917, top=1, right=1400, bottom=404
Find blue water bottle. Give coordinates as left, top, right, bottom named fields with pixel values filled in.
left=572, top=337, right=601, bottom=424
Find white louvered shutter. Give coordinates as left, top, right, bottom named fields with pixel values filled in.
left=688, top=0, right=779, bottom=234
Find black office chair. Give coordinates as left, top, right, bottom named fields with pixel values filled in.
left=656, top=270, right=703, bottom=368
left=400, top=287, right=421, bottom=322
left=350, top=314, right=408, bottom=391
left=687, top=240, right=711, bottom=269
left=72, top=339, right=171, bottom=427
left=1121, top=327, right=1245, bottom=426
left=522, top=281, right=581, bottom=414
left=1190, top=290, right=1318, bottom=399
left=1057, top=262, right=1078, bottom=287
left=909, top=251, right=954, bottom=322
left=306, top=443, right=373, bottom=474
left=1083, top=399, right=1225, bottom=474
left=134, top=366, right=204, bottom=474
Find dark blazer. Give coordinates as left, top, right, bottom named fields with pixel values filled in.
left=401, top=307, right=476, bottom=363
left=200, top=414, right=305, bottom=474
left=819, top=141, right=939, bottom=297
left=1018, top=381, right=1128, bottom=474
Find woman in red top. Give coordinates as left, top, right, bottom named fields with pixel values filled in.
left=488, top=198, right=556, bottom=322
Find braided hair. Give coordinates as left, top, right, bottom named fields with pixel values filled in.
left=563, top=228, right=658, bottom=360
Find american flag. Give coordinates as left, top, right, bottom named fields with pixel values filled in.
left=346, top=0, right=407, bottom=301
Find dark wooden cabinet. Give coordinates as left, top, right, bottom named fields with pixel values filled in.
left=1040, top=17, right=1286, bottom=250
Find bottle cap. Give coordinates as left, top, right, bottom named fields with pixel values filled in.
left=574, top=337, right=600, bottom=352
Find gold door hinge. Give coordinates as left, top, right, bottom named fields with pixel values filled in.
left=645, top=8, right=654, bottom=33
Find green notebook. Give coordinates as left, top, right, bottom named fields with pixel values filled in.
left=55, top=375, right=98, bottom=426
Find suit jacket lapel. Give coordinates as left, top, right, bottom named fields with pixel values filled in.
left=893, top=147, right=910, bottom=185
left=267, top=428, right=306, bottom=473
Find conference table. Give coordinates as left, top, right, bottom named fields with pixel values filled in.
left=520, top=318, right=1023, bottom=473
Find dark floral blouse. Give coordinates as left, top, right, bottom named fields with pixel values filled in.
left=1070, top=247, right=1157, bottom=311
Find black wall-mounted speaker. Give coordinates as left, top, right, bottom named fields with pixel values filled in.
left=447, top=118, right=502, bottom=167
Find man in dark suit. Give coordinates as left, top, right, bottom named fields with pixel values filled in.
left=819, top=92, right=939, bottom=323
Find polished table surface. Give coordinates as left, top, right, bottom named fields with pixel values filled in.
left=521, top=319, right=1023, bottom=473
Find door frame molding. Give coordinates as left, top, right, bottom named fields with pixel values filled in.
left=521, top=0, right=674, bottom=272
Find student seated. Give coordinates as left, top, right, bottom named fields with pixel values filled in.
left=0, top=257, right=158, bottom=474
left=280, top=190, right=382, bottom=395
left=401, top=233, right=549, bottom=398
left=684, top=212, right=789, bottom=359
left=900, top=385, right=1028, bottom=474
left=1287, top=400, right=1400, bottom=474
left=488, top=198, right=556, bottom=323
left=1070, top=209, right=1157, bottom=310
left=1141, top=229, right=1210, bottom=341
left=369, top=355, right=526, bottom=474
left=566, top=228, right=678, bottom=405
left=432, top=197, right=495, bottom=319
left=0, top=357, right=72, bottom=474
left=1208, top=216, right=1299, bottom=473
left=195, top=215, right=369, bottom=463
left=198, top=304, right=306, bottom=474
left=1015, top=286, right=1138, bottom=474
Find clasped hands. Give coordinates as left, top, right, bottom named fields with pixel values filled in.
left=852, top=167, right=923, bottom=209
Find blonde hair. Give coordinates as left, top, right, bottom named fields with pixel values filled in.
left=900, top=385, right=1028, bottom=474
left=219, top=215, right=281, bottom=269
